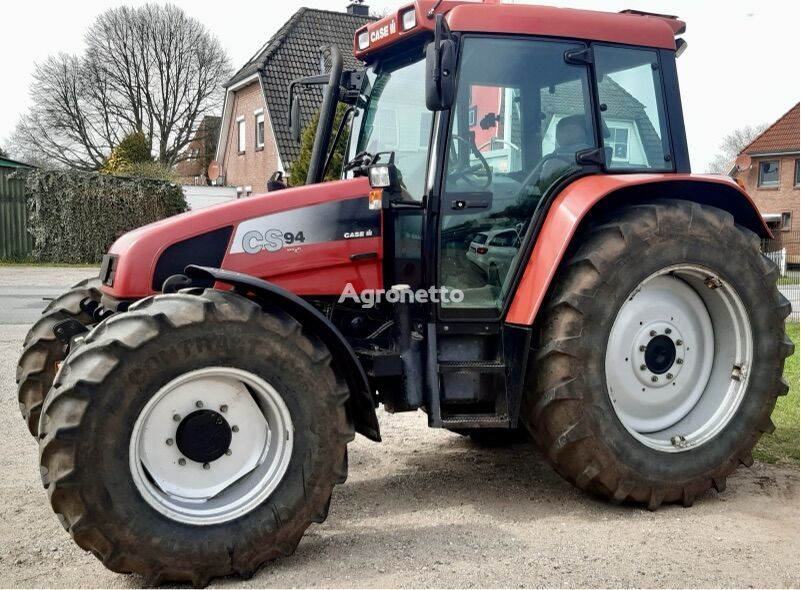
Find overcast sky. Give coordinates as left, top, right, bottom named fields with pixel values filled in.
left=0, top=0, right=798, bottom=171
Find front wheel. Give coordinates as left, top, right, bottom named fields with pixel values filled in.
left=523, top=200, right=793, bottom=509
left=39, top=289, right=353, bottom=585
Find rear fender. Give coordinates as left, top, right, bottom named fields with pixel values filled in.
left=506, top=174, right=771, bottom=327
left=185, top=265, right=381, bottom=442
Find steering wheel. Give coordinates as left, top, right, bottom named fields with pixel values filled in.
left=448, top=135, right=493, bottom=189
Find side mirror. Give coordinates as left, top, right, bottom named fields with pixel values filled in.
left=425, top=14, right=456, bottom=111
left=290, top=95, right=301, bottom=143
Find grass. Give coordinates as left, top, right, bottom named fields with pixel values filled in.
left=754, top=322, right=800, bottom=465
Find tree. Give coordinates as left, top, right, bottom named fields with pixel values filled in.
left=0, top=146, right=7, bottom=158
left=707, top=124, right=768, bottom=174
left=289, top=104, right=350, bottom=186
left=11, top=4, right=231, bottom=171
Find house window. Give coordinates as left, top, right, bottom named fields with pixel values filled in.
left=419, top=112, right=433, bottom=149
left=255, top=112, right=265, bottom=149
left=758, top=160, right=780, bottom=187
left=373, top=109, right=398, bottom=149
left=237, top=118, right=246, bottom=154
left=468, top=105, right=477, bottom=127
left=782, top=212, right=792, bottom=231
left=794, top=158, right=799, bottom=187
left=607, top=127, right=630, bottom=161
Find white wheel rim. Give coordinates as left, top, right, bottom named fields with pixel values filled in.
left=129, top=367, right=293, bottom=525
left=605, top=265, right=752, bottom=453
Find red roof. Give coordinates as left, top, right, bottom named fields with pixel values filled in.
left=741, top=103, right=800, bottom=155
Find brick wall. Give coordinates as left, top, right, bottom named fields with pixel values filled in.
left=220, top=82, right=282, bottom=195
left=736, top=153, right=800, bottom=262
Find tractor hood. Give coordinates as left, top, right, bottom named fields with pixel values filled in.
left=102, top=177, right=383, bottom=299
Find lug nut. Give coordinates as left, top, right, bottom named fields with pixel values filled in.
left=676, top=358, right=684, bottom=365
left=666, top=373, right=674, bottom=380
left=651, top=376, right=658, bottom=383
left=173, top=414, right=181, bottom=422
left=178, top=458, right=186, bottom=466
left=225, top=449, right=232, bottom=456
left=220, top=404, right=228, bottom=413
left=676, top=339, right=683, bottom=346
left=665, top=328, right=672, bottom=334
left=166, top=438, right=174, bottom=446
left=203, top=463, right=210, bottom=470
left=639, top=345, right=646, bottom=352
left=232, top=425, right=239, bottom=433
left=640, top=364, right=647, bottom=371
left=649, top=330, right=657, bottom=337
left=196, top=400, right=204, bottom=408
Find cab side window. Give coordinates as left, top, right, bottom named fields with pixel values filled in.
left=594, top=45, right=672, bottom=170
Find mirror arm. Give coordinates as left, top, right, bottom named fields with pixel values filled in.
left=322, top=106, right=355, bottom=180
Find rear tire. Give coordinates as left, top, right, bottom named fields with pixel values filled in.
left=16, top=277, right=101, bottom=436
left=39, top=289, right=354, bottom=585
left=522, top=200, right=793, bottom=509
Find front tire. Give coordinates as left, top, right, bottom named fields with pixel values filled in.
left=39, top=289, right=353, bottom=585
left=523, top=200, right=793, bottom=509
left=16, top=277, right=101, bottom=436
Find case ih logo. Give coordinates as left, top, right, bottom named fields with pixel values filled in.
left=370, top=19, right=396, bottom=43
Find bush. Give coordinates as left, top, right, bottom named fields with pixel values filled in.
left=21, top=168, right=187, bottom=263
left=101, top=132, right=153, bottom=174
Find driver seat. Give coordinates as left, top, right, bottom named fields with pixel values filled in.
left=540, top=114, right=592, bottom=180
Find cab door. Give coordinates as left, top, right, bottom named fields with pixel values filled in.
left=430, top=35, right=598, bottom=426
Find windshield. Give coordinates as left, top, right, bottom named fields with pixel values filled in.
left=347, top=57, right=432, bottom=199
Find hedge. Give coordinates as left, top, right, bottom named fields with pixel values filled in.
left=21, top=169, right=187, bottom=264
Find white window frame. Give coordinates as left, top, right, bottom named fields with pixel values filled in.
left=237, top=116, right=246, bottom=154
left=254, top=109, right=265, bottom=149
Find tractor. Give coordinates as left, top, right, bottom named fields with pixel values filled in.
left=18, top=0, right=793, bottom=585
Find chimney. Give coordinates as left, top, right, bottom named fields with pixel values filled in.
left=346, top=2, right=370, bottom=16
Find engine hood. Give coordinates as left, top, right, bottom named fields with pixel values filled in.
left=104, top=177, right=383, bottom=299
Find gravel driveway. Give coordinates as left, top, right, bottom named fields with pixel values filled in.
left=0, top=267, right=798, bottom=588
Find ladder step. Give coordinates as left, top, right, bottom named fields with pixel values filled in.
left=438, top=360, right=505, bottom=373
left=441, top=414, right=510, bottom=428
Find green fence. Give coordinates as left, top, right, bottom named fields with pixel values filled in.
left=0, top=168, right=34, bottom=260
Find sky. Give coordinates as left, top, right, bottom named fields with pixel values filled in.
left=0, top=0, right=798, bottom=172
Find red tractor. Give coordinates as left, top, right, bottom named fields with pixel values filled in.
left=19, top=0, right=792, bottom=585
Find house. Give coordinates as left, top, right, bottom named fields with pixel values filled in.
left=732, top=103, right=799, bottom=262
left=214, top=4, right=374, bottom=196
left=174, top=116, right=221, bottom=186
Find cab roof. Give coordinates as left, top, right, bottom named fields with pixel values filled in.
left=354, top=0, right=685, bottom=60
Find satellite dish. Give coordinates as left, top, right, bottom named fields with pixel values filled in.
left=207, top=160, right=221, bottom=181
left=734, top=153, right=752, bottom=171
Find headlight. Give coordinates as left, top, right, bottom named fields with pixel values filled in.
left=357, top=30, right=370, bottom=50
left=369, top=165, right=391, bottom=188
left=401, top=9, right=416, bottom=31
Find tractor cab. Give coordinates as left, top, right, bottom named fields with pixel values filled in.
left=291, top=0, right=691, bottom=427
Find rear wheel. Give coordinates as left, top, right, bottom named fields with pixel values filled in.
left=16, top=277, right=101, bottom=436
left=39, top=289, right=353, bottom=585
left=523, top=200, right=793, bottom=509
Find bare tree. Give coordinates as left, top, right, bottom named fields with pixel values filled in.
left=706, top=124, right=768, bottom=174
left=11, top=4, right=231, bottom=171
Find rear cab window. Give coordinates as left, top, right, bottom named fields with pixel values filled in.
left=593, top=45, right=672, bottom=171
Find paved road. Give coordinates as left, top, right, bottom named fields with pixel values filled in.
left=0, top=267, right=97, bottom=325
left=0, top=267, right=799, bottom=588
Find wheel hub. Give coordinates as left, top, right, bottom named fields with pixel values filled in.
left=175, top=410, right=232, bottom=464
left=644, top=335, right=676, bottom=375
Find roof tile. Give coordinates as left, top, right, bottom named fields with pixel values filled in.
left=741, top=103, right=799, bottom=155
